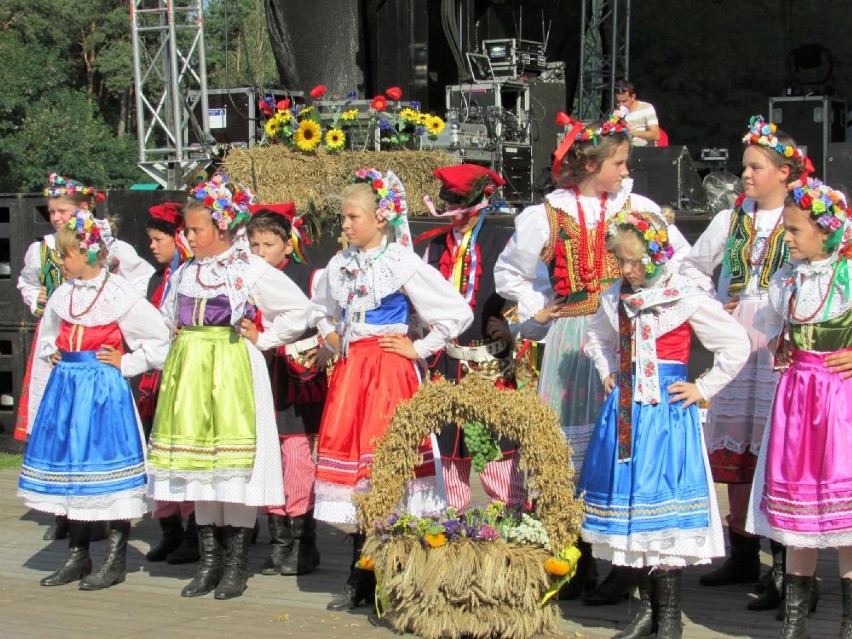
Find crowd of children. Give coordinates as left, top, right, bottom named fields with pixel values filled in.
left=13, top=111, right=852, bottom=639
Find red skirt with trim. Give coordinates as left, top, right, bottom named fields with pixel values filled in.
left=316, top=337, right=434, bottom=486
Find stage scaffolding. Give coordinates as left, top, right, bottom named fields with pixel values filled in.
left=130, top=0, right=212, bottom=188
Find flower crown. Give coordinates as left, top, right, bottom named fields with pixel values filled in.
left=789, top=179, right=850, bottom=253
left=67, top=209, right=112, bottom=265
left=352, top=168, right=406, bottom=222
left=608, top=209, right=675, bottom=276
left=190, top=174, right=255, bottom=231
left=742, top=115, right=803, bottom=161
left=44, top=173, right=98, bottom=200
left=575, top=113, right=630, bottom=145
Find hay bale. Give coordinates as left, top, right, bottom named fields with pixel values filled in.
left=221, top=146, right=455, bottom=219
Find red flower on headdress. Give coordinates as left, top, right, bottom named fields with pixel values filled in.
left=310, top=85, right=327, bottom=99
left=386, top=86, right=403, bottom=101
left=372, top=179, right=384, bottom=191
left=204, top=195, right=215, bottom=207
left=371, top=95, right=388, bottom=112
left=636, top=220, right=650, bottom=232
left=276, top=98, right=290, bottom=112
left=799, top=193, right=813, bottom=209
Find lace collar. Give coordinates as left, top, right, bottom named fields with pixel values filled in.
left=545, top=178, right=633, bottom=219
left=69, top=268, right=109, bottom=290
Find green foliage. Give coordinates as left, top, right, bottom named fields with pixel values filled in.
left=204, top=0, right=278, bottom=89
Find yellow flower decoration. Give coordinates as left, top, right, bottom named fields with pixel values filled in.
left=418, top=113, right=430, bottom=125
left=265, top=119, right=281, bottom=137
left=341, top=109, right=359, bottom=121
left=324, top=128, right=346, bottom=150
left=294, top=120, right=322, bottom=151
left=399, top=107, right=418, bottom=122
left=424, top=532, right=447, bottom=548
left=300, top=106, right=314, bottom=115
left=427, top=115, right=446, bottom=134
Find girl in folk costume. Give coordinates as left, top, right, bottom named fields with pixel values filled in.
left=16, top=174, right=154, bottom=542
left=681, top=117, right=811, bottom=607
left=139, top=202, right=199, bottom=566
left=419, top=164, right=525, bottom=511
left=146, top=175, right=311, bottom=600
left=18, top=210, right=170, bottom=590
left=310, top=169, right=473, bottom=611
left=245, top=203, right=325, bottom=577
left=579, top=210, right=749, bottom=639
left=747, top=179, right=852, bottom=639
left=494, top=113, right=691, bottom=602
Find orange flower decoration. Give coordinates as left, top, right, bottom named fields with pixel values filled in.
left=386, top=86, right=403, bottom=100
left=544, top=557, right=572, bottom=577
left=356, top=555, right=375, bottom=571
left=371, top=95, right=388, bottom=112
left=424, top=532, right=447, bottom=548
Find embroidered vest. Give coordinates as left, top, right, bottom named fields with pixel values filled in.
left=35, top=240, right=64, bottom=318
left=725, top=207, right=788, bottom=296
left=540, top=199, right=625, bottom=317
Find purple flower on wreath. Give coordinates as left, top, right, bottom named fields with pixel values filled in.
left=443, top=520, right=463, bottom=538
left=479, top=524, right=499, bottom=541
left=387, top=513, right=399, bottom=526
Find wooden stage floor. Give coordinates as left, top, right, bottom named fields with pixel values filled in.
left=0, top=469, right=841, bottom=639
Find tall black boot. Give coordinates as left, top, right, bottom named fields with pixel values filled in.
left=653, top=569, right=683, bottom=639
left=841, top=577, right=852, bottom=639
left=748, top=540, right=785, bottom=611
left=181, top=525, right=224, bottom=597
left=214, top=526, right=254, bottom=599
left=611, top=568, right=653, bottom=639
left=327, top=533, right=375, bottom=611
left=79, top=520, right=130, bottom=590
left=586, top=564, right=635, bottom=606
left=260, top=514, right=293, bottom=575
left=699, top=528, right=761, bottom=586
left=43, top=514, right=70, bottom=541
left=146, top=514, right=184, bottom=562
left=558, top=539, right=599, bottom=600
left=280, top=510, right=321, bottom=576
left=41, top=520, right=91, bottom=586
left=776, top=576, right=820, bottom=621
left=780, top=574, right=812, bottom=639
left=167, top=513, right=200, bottom=564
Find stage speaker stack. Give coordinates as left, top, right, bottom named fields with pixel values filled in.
left=628, top=146, right=707, bottom=211
left=769, top=96, right=846, bottom=179
left=826, top=143, right=852, bottom=193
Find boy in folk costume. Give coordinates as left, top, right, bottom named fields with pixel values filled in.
left=139, top=202, right=199, bottom=566
left=16, top=173, right=154, bottom=541
left=579, top=210, right=749, bottom=639
left=246, top=203, right=326, bottom=576
left=747, top=179, right=852, bottom=639
left=419, top=164, right=525, bottom=510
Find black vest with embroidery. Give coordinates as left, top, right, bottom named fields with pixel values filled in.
left=724, top=206, right=788, bottom=297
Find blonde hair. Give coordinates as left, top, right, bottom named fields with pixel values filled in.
left=606, top=227, right=646, bottom=257
left=340, top=182, right=393, bottom=241
left=55, top=224, right=107, bottom=265
left=556, top=121, right=631, bottom=188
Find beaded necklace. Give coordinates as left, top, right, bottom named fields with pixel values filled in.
left=68, top=272, right=110, bottom=319
left=747, top=210, right=784, bottom=267
left=195, top=261, right=226, bottom=290
left=573, top=191, right=609, bottom=293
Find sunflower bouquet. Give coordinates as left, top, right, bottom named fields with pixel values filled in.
left=258, top=85, right=354, bottom=152
left=368, top=86, right=446, bottom=149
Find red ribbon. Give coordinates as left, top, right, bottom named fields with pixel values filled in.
left=413, top=207, right=485, bottom=245
left=801, top=156, right=815, bottom=181
left=552, top=112, right=585, bottom=182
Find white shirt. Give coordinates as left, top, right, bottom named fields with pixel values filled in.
left=625, top=101, right=659, bottom=147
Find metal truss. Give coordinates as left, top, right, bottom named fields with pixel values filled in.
left=130, top=0, right=211, bottom=188
left=575, top=0, right=631, bottom=121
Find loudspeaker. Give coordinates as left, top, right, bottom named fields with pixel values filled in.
left=826, top=142, right=852, bottom=194
left=769, top=96, right=846, bottom=179
left=628, top=146, right=707, bottom=211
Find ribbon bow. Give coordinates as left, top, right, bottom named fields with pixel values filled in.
left=552, top=113, right=585, bottom=182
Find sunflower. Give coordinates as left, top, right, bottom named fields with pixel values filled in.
left=341, top=109, right=359, bottom=122
left=399, top=107, right=419, bottom=122
left=427, top=115, right=446, bottom=135
left=264, top=118, right=281, bottom=138
left=294, top=120, right=322, bottom=151
left=324, top=128, right=346, bottom=150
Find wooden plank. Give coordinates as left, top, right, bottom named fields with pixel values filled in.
left=0, top=469, right=842, bottom=639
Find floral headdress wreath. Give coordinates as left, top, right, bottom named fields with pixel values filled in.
left=552, top=111, right=630, bottom=180
left=351, top=168, right=412, bottom=248
left=789, top=178, right=851, bottom=252
left=67, top=209, right=114, bottom=265
left=44, top=173, right=104, bottom=204
left=608, top=209, right=675, bottom=278
left=190, top=174, right=255, bottom=231
left=742, top=115, right=814, bottom=189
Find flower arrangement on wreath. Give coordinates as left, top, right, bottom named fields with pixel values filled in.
left=258, top=85, right=446, bottom=152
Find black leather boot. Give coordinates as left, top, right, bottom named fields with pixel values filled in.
left=558, top=539, right=599, bottom=600
left=748, top=540, right=785, bottom=610
left=79, top=520, right=130, bottom=590
left=776, top=576, right=820, bottom=621
left=653, top=569, right=683, bottom=639
left=780, top=574, right=812, bottom=639
left=586, top=564, right=635, bottom=606
left=43, top=514, right=70, bottom=541
left=841, top=577, right=852, bottom=639
left=699, top=528, right=761, bottom=586
left=181, top=525, right=224, bottom=597
left=146, top=514, right=184, bottom=562
left=260, top=514, right=293, bottom=575
left=612, top=568, right=653, bottom=639
left=327, top=533, right=376, bottom=611
left=167, top=513, right=200, bottom=564
left=214, top=526, right=253, bottom=599
left=280, top=510, right=321, bottom=576
left=41, top=520, right=91, bottom=586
